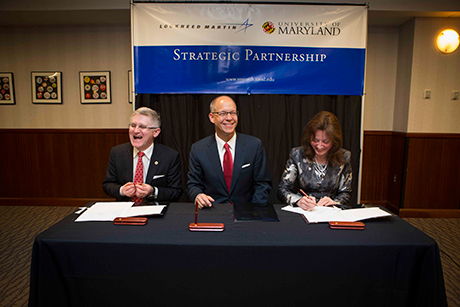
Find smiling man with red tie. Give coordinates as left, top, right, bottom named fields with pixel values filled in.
left=186, top=96, right=271, bottom=209
left=103, top=107, right=183, bottom=203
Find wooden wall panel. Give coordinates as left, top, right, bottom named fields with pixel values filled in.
left=2, top=129, right=459, bottom=214
left=386, top=132, right=406, bottom=210
left=361, top=131, right=460, bottom=215
left=0, top=129, right=128, bottom=206
left=360, top=131, right=392, bottom=205
left=403, top=135, right=460, bottom=209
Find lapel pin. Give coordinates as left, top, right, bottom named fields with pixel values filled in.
left=155, top=161, right=159, bottom=165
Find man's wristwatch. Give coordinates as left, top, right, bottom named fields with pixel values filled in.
left=146, top=187, right=158, bottom=200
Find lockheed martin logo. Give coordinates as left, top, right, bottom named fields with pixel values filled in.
left=204, top=18, right=253, bottom=32
left=158, top=18, right=253, bottom=33
left=229, top=18, right=254, bottom=33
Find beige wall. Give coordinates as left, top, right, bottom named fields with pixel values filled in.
left=363, top=26, right=399, bottom=131
left=364, top=17, right=460, bottom=133
left=2, top=23, right=401, bottom=130
left=408, top=18, right=460, bottom=133
left=0, top=25, right=133, bottom=128
left=392, top=19, right=415, bottom=132
left=1, top=19, right=459, bottom=132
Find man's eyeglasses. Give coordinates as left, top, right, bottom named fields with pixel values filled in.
left=128, top=123, right=158, bottom=131
left=212, top=111, right=239, bottom=117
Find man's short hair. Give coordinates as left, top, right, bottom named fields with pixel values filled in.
left=131, top=107, right=161, bottom=128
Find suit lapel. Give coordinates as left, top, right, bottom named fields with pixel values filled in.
left=230, top=134, right=246, bottom=194
left=123, top=144, right=134, bottom=183
left=146, top=143, right=161, bottom=183
left=205, top=137, right=228, bottom=193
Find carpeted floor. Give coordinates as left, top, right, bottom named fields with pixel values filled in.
left=0, top=206, right=78, bottom=307
left=0, top=206, right=459, bottom=307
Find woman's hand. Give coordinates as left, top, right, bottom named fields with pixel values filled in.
left=317, top=196, right=336, bottom=207
left=297, top=195, right=317, bottom=211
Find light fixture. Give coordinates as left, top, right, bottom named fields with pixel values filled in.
left=436, top=29, right=459, bottom=54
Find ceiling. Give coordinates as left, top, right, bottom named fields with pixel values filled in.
left=369, top=10, right=460, bottom=26
left=0, top=7, right=459, bottom=27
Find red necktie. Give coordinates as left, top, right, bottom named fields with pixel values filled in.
left=223, top=143, right=233, bottom=193
left=132, top=151, right=144, bottom=203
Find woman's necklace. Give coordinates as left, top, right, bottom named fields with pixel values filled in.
left=314, top=157, right=328, bottom=185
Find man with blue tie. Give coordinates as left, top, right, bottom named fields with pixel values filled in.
left=186, top=95, right=271, bottom=209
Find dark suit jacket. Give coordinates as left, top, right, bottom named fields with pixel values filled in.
left=103, top=142, right=183, bottom=202
left=186, top=133, right=271, bottom=204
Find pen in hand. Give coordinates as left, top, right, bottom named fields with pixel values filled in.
left=300, top=189, right=317, bottom=207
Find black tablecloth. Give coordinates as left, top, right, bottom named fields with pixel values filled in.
left=29, top=204, right=447, bottom=307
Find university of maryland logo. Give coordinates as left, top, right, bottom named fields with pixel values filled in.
left=262, top=21, right=275, bottom=34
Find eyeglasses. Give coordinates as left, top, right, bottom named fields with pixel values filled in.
left=212, top=111, right=239, bottom=117
left=128, top=123, right=158, bottom=131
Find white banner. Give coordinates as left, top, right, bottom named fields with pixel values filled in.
left=132, top=3, right=367, bottom=95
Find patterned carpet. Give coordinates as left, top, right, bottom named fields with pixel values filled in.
left=0, top=206, right=459, bottom=307
left=0, top=206, right=78, bottom=307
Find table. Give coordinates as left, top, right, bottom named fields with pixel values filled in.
left=29, top=204, right=447, bottom=307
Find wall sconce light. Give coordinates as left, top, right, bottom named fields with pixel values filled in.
left=436, top=29, right=459, bottom=54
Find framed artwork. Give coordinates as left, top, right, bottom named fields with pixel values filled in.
left=31, top=71, right=62, bottom=104
left=0, top=72, right=15, bottom=105
left=79, top=71, right=111, bottom=104
left=128, top=70, right=133, bottom=104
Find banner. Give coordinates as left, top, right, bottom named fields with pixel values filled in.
left=132, top=3, right=367, bottom=95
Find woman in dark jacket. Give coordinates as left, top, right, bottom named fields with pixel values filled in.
left=277, top=111, right=352, bottom=210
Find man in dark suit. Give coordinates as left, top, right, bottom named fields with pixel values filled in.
left=103, top=107, right=182, bottom=202
left=186, top=96, right=271, bottom=209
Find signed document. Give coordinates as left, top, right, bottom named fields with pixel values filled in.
left=75, top=202, right=166, bottom=222
left=124, top=205, right=166, bottom=217
left=282, top=206, right=392, bottom=223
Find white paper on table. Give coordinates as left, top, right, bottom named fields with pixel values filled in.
left=123, top=205, right=166, bottom=217
left=282, top=205, right=341, bottom=223
left=75, top=202, right=134, bottom=222
left=75, top=207, right=87, bottom=214
left=282, top=205, right=391, bottom=223
left=330, top=207, right=392, bottom=222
